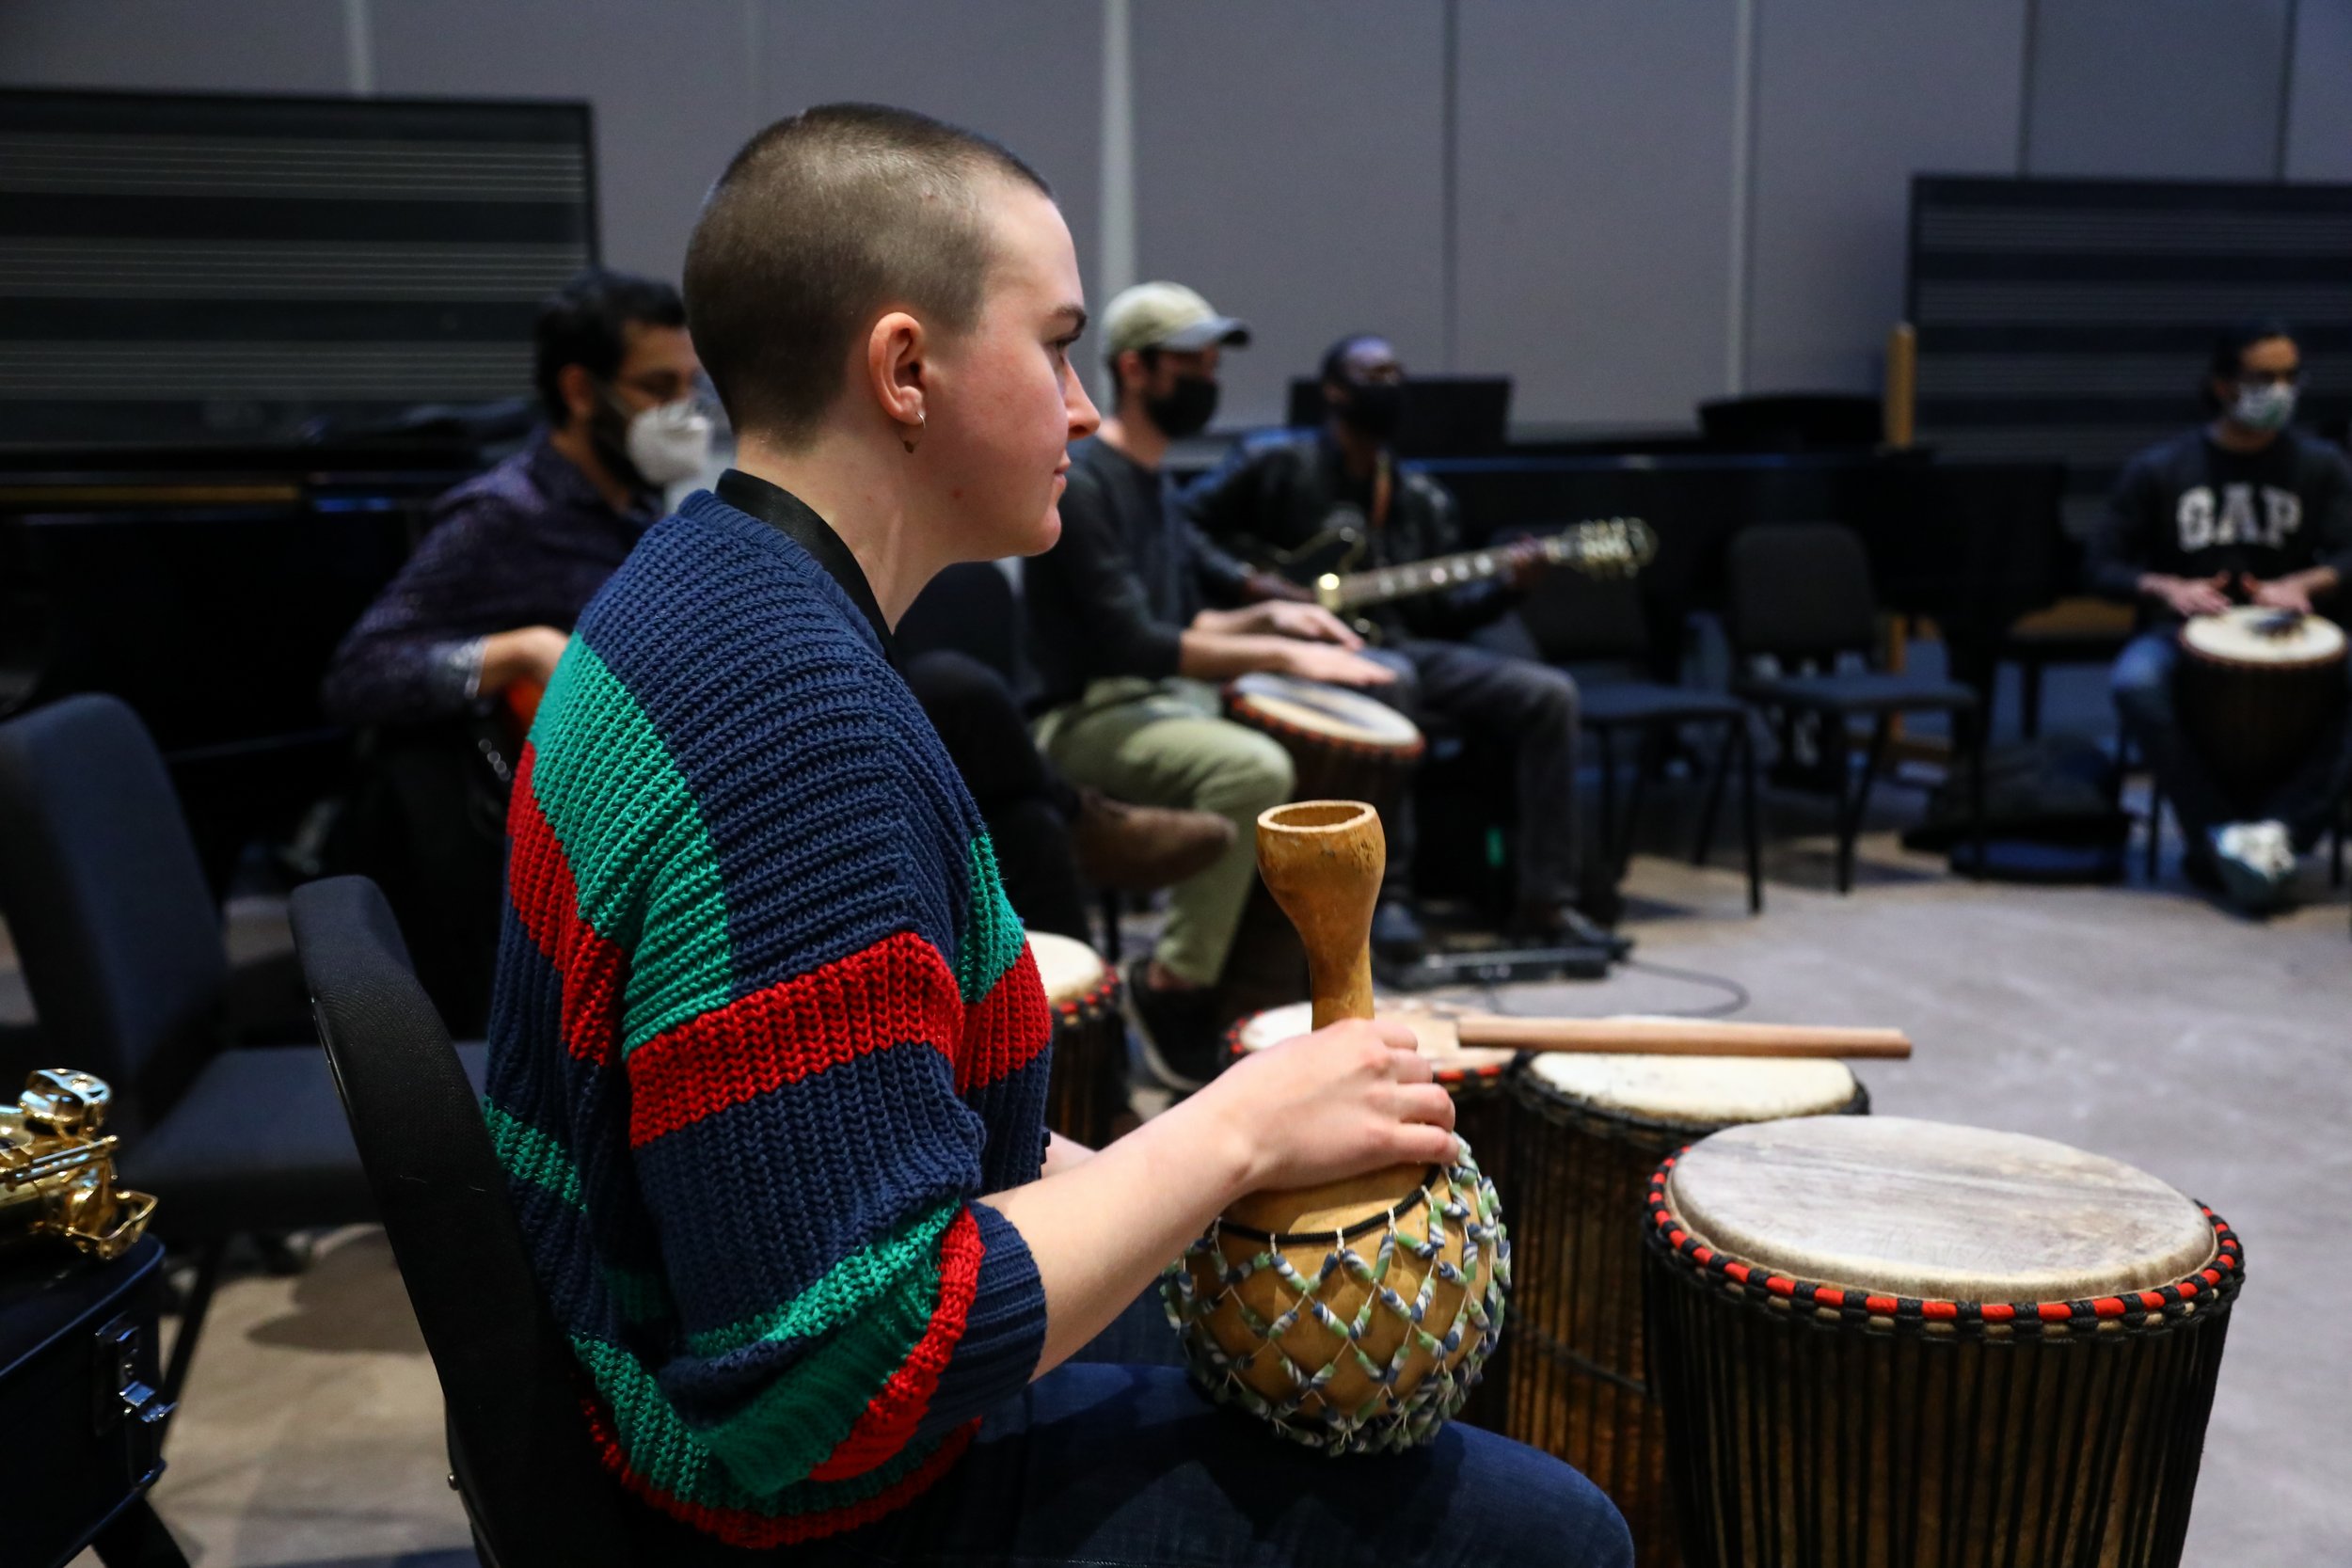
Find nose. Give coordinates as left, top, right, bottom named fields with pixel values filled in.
left=1066, top=362, right=1102, bottom=440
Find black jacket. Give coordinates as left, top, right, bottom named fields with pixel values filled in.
left=1179, top=430, right=1507, bottom=640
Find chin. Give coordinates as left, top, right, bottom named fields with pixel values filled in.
left=1009, top=506, right=1063, bottom=559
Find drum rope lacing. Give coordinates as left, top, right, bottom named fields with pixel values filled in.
left=1643, top=1149, right=2243, bottom=1338
left=1160, top=1149, right=1510, bottom=1455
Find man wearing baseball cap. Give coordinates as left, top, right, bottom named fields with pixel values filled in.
left=1026, top=282, right=1392, bottom=1087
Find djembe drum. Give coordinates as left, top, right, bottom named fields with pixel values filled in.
left=1163, top=802, right=1507, bottom=1454
left=1216, top=675, right=1424, bottom=1023
left=1644, top=1116, right=2242, bottom=1568
left=1026, top=931, right=1125, bottom=1149
left=2177, top=606, right=2347, bottom=811
left=1501, top=1053, right=1867, bottom=1560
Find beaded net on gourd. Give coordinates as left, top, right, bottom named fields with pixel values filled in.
left=1160, top=1145, right=1508, bottom=1455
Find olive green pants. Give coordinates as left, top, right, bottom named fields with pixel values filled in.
left=1034, top=678, right=1294, bottom=986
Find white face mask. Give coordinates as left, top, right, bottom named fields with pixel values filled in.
left=625, top=399, right=714, bottom=487
left=2230, top=380, right=2297, bottom=434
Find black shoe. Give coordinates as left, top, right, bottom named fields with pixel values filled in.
left=1372, top=899, right=1427, bottom=963
left=1514, top=900, right=1633, bottom=958
left=1123, top=958, right=1223, bottom=1093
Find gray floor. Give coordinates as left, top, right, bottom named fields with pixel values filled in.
left=46, top=809, right=2352, bottom=1566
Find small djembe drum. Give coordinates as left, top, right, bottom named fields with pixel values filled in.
left=1500, top=1053, right=1867, bottom=1560
left=1026, top=931, right=1126, bottom=1149
left=1644, top=1116, right=2242, bottom=1568
left=2177, top=606, right=2347, bottom=812
left=1163, top=801, right=1507, bottom=1454
left=1216, top=676, right=1424, bottom=1024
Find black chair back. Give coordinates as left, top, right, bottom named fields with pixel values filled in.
left=289, top=875, right=630, bottom=1568
left=0, top=694, right=226, bottom=1130
left=1515, top=568, right=1657, bottom=666
left=897, top=561, right=1021, bottom=687
left=1724, top=522, right=1881, bottom=662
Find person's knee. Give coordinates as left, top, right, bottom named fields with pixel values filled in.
left=1198, top=729, right=1295, bottom=816
left=1452, top=1432, right=1633, bottom=1567
left=1530, top=664, right=1579, bottom=728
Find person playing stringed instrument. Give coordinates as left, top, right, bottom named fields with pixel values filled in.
left=1184, top=333, right=1614, bottom=959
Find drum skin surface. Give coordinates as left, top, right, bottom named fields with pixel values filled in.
left=1645, top=1116, right=2245, bottom=1568
left=1025, top=932, right=1125, bottom=1149
left=1499, top=1054, right=1867, bottom=1566
left=1665, top=1116, right=2215, bottom=1302
left=1162, top=1151, right=1508, bottom=1455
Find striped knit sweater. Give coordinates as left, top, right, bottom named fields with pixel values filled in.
left=483, top=487, right=1053, bottom=1547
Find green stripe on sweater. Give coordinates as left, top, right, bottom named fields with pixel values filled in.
left=574, top=1334, right=950, bottom=1514
left=954, top=833, right=1025, bottom=1006
left=528, top=641, right=735, bottom=1052
left=486, top=1101, right=581, bottom=1207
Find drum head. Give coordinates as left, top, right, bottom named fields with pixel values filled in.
left=1527, top=1048, right=1858, bottom=1128
left=1025, top=931, right=1107, bottom=1006
left=1231, top=1001, right=1516, bottom=1084
left=1665, top=1116, right=2216, bottom=1302
left=1227, top=672, right=1422, bottom=751
left=2181, top=606, right=2347, bottom=667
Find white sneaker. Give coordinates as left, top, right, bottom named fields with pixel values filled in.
left=2209, top=823, right=2292, bottom=912
left=2249, top=819, right=2297, bottom=879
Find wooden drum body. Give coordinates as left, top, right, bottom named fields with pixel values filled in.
left=2176, top=607, right=2347, bottom=811
left=1644, top=1116, right=2243, bottom=1568
left=1502, top=1053, right=1867, bottom=1563
left=1026, top=932, right=1125, bottom=1149
left=1216, top=675, right=1424, bottom=1022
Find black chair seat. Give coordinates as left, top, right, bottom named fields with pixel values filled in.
left=1737, top=671, right=1978, bottom=716
left=120, top=1042, right=486, bottom=1240
left=1579, top=678, right=1748, bottom=726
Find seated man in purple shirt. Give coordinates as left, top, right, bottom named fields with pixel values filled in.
left=326, top=268, right=1225, bottom=1031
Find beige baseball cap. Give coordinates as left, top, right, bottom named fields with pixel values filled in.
left=1101, top=281, right=1251, bottom=357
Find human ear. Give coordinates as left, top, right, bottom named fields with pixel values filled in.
left=558, top=362, right=599, bottom=428
left=866, top=310, right=928, bottom=435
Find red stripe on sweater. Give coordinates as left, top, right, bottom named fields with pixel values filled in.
left=506, top=745, right=628, bottom=1067
left=626, top=931, right=961, bottom=1148
left=955, top=942, right=1052, bottom=1095
left=807, top=1207, right=984, bottom=1482
left=580, top=1397, right=975, bottom=1548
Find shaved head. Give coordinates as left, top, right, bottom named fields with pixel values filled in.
left=684, top=103, right=1051, bottom=447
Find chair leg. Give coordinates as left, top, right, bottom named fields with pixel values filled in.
left=2020, top=657, right=2043, bottom=740
left=1096, top=890, right=1123, bottom=964
left=90, top=1496, right=191, bottom=1568
left=1617, top=728, right=1660, bottom=881
left=158, top=1239, right=229, bottom=1445
left=1836, top=716, right=1891, bottom=895
left=1596, top=727, right=1619, bottom=879
left=1965, top=707, right=1989, bottom=880
left=2145, top=785, right=2166, bottom=882
left=1692, top=719, right=1734, bottom=867
left=1740, top=721, right=1762, bottom=914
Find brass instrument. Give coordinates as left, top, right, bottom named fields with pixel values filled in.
left=0, top=1069, right=156, bottom=1259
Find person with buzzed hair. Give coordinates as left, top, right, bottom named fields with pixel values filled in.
left=485, top=103, right=1629, bottom=1565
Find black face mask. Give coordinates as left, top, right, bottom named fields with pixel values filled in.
left=1144, top=374, right=1220, bottom=438
left=1334, top=379, right=1405, bottom=441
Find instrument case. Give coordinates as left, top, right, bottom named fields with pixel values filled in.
left=0, top=1235, right=172, bottom=1567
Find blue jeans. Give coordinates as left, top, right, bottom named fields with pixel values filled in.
left=636, top=1293, right=1633, bottom=1566
left=2112, top=628, right=2352, bottom=848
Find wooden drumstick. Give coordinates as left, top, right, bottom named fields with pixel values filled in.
left=1403, top=1014, right=1912, bottom=1060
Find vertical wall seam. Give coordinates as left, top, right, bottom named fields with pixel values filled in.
left=1098, top=0, right=1137, bottom=402
left=2275, top=0, right=2301, bottom=179
left=342, top=0, right=375, bottom=96
left=2016, top=0, right=2041, bottom=174
left=1725, top=0, right=1758, bottom=394
left=1440, top=0, right=1460, bottom=371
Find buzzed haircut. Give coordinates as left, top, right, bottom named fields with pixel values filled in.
left=684, top=103, right=1052, bottom=446
left=1320, top=332, right=1387, bottom=386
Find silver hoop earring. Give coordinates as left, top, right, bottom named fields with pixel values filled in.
left=903, top=410, right=926, bottom=454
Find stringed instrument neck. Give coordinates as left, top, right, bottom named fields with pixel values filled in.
left=1314, top=515, right=1656, bottom=612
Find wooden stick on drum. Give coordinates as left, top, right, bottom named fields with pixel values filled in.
left=1403, top=1015, right=1912, bottom=1060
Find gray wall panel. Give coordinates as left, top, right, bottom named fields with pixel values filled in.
left=0, top=0, right=350, bottom=93
left=2025, top=0, right=2293, bottom=179
left=1747, top=0, right=2030, bottom=393
left=759, top=0, right=1103, bottom=310
left=2284, top=0, right=2352, bottom=180
left=373, top=0, right=752, bottom=280
left=1453, top=0, right=1740, bottom=429
left=1132, top=0, right=1446, bottom=428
